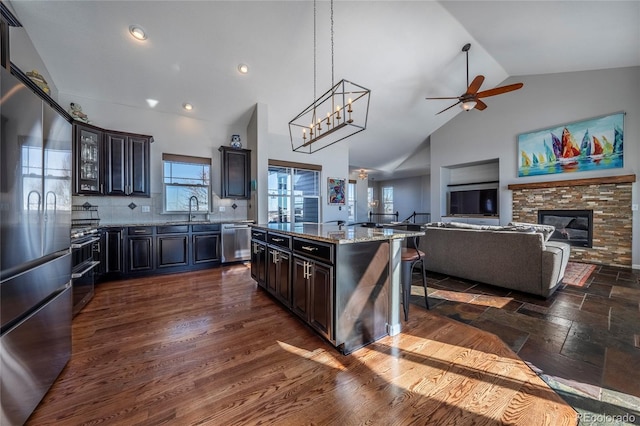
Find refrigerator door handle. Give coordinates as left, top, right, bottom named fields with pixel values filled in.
left=27, top=190, right=41, bottom=213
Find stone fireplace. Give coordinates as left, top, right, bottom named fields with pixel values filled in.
left=508, top=174, right=635, bottom=267
left=538, top=209, right=593, bottom=248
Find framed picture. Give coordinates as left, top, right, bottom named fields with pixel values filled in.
left=327, top=177, right=346, bottom=205
left=517, top=112, right=624, bottom=177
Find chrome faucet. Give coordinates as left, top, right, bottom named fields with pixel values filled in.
left=188, top=196, right=199, bottom=222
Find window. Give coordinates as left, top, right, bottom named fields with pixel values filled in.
left=268, top=161, right=321, bottom=223
left=347, top=180, right=356, bottom=222
left=162, top=154, right=211, bottom=213
left=368, top=187, right=374, bottom=211
left=382, top=186, right=394, bottom=213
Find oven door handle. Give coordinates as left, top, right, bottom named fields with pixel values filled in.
left=72, top=261, right=100, bottom=279
left=71, top=236, right=100, bottom=249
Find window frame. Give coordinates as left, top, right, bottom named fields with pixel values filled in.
left=348, top=180, right=356, bottom=222
left=382, top=186, right=394, bottom=214
left=162, top=153, right=212, bottom=214
left=267, top=160, right=321, bottom=224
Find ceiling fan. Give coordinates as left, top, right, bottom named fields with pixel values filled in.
left=426, top=43, right=523, bottom=114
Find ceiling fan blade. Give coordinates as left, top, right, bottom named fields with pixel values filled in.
left=475, top=99, right=488, bottom=111
left=426, top=96, right=461, bottom=100
left=476, top=82, right=524, bottom=98
left=436, top=101, right=461, bottom=115
left=466, top=75, right=485, bottom=95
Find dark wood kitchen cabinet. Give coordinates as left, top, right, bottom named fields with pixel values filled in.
left=291, top=237, right=334, bottom=341
left=74, top=123, right=104, bottom=195
left=104, top=132, right=150, bottom=197
left=266, top=232, right=291, bottom=307
left=97, top=223, right=221, bottom=282
left=250, top=225, right=391, bottom=355
left=292, top=255, right=333, bottom=340
left=250, top=229, right=267, bottom=289
left=73, top=123, right=152, bottom=196
left=219, top=146, right=251, bottom=199
left=127, top=227, right=154, bottom=273
left=99, top=227, right=124, bottom=278
left=192, top=223, right=221, bottom=265
left=156, top=225, right=189, bottom=269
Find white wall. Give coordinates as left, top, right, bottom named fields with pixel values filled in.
left=431, top=66, right=640, bottom=268
left=371, top=175, right=431, bottom=221
left=8, top=23, right=58, bottom=98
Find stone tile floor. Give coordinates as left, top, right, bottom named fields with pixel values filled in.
left=408, top=263, right=640, bottom=426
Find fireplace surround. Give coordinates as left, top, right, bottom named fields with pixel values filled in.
left=538, top=209, right=593, bottom=248
left=509, top=174, right=635, bottom=267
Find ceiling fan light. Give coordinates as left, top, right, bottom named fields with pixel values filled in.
left=129, top=25, right=147, bottom=40
left=461, top=100, right=477, bottom=111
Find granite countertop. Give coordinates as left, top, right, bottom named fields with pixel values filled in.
left=99, top=220, right=253, bottom=228
left=251, top=223, right=423, bottom=244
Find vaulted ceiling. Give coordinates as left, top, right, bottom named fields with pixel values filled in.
left=8, top=1, right=640, bottom=179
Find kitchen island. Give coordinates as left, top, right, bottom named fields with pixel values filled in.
left=250, top=223, right=423, bottom=354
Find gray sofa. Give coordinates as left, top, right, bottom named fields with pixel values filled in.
left=420, top=222, right=570, bottom=298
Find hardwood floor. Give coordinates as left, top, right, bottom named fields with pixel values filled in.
left=409, top=263, right=640, bottom=424
left=27, top=264, right=577, bottom=425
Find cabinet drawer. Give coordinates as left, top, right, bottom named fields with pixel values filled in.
left=267, top=232, right=291, bottom=249
left=251, top=229, right=266, bottom=241
left=157, top=225, right=189, bottom=234
left=192, top=223, right=220, bottom=233
left=293, top=238, right=334, bottom=264
left=128, top=226, right=153, bottom=235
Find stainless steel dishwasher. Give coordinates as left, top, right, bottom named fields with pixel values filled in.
left=221, top=223, right=252, bottom=263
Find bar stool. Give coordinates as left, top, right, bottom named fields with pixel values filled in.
left=401, top=232, right=429, bottom=321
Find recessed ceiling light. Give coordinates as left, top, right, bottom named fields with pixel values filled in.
left=183, top=103, right=193, bottom=111
left=146, top=99, right=159, bottom=108
left=129, top=25, right=147, bottom=41
left=237, top=64, right=249, bottom=74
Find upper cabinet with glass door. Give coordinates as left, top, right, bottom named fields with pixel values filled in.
left=73, top=122, right=152, bottom=196
left=74, top=123, right=103, bottom=195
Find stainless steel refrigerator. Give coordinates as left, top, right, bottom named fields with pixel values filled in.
left=1, top=66, right=73, bottom=425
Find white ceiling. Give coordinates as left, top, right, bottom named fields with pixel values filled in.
left=8, top=1, right=640, bottom=179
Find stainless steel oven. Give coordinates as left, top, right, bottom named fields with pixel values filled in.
left=70, top=228, right=100, bottom=316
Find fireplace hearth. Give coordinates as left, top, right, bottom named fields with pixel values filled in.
left=538, top=209, right=593, bottom=248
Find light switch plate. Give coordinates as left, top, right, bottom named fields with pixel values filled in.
left=142, top=205, right=150, bottom=213
left=219, top=206, right=225, bottom=212
left=632, top=204, right=639, bottom=211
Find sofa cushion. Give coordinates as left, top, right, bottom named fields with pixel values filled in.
left=427, top=222, right=506, bottom=231
left=508, top=222, right=555, bottom=241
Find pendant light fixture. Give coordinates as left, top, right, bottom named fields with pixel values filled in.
left=289, top=0, right=370, bottom=154
left=358, top=169, right=368, bottom=180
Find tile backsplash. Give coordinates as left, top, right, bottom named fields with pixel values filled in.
left=73, top=193, right=250, bottom=225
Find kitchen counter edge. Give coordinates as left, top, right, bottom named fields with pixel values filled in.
left=250, top=223, right=423, bottom=245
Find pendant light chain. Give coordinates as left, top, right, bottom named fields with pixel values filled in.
left=288, top=0, right=370, bottom=154
left=330, top=0, right=334, bottom=87
left=313, top=0, right=317, bottom=112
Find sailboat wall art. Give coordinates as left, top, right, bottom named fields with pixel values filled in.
left=517, top=112, right=624, bottom=177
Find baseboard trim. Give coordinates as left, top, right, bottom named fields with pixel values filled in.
left=387, top=323, right=401, bottom=336
left=633, top=263, right=640, bottom=270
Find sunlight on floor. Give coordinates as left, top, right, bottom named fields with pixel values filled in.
left=423, top=288, right=515, bottom=308
left=277, top=341, right=347, bottom=371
